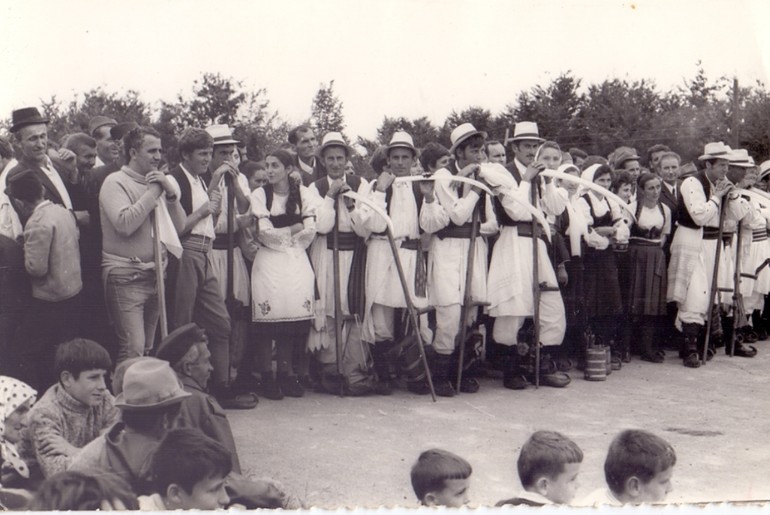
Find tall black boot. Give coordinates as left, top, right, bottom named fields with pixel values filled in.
left=431, top=353, right=456, bottom=397
left=502, top=345, right=528, bottom=390
left=371, top=341, right=394, bottom=395
left=639, top=318, right=663, bottom=363
left=682, top=323, right=701, bottom=368
left=752, top=310, right=768, bottom=341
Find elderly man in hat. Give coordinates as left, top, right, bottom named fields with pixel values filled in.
left=164, top=127, right=255, bottom=409
left=89, top=116, right=119, bottom=169
left=69, top=358, right=191, bottom=494
left=419, top=123, right=497, bottom=396
left=304, top=132, right=373, bottom=393
left=288, top=124, right=325, bottom=186
left=667, top=142, right=751, bottom=367
left=99, top=126, right=185, bottom=363
left=358, top=131, right=443, bottom=395
left=155, top=323, right=242, bottom=471
left=484, top=121, right=569, bottom=389
left=3, top=108, right=78, bottom=234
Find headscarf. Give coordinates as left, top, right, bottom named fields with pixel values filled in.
left=0, top=376, right=37, bottom=480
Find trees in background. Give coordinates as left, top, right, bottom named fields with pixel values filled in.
left=3, top=64, right=769, bottom=167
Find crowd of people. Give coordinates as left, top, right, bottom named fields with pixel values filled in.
left=0, top=103, right=768, bottom=507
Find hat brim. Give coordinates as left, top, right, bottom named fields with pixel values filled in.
left=10, top=117, right=49, bottom=133
left=385, top=143, right=417, bottom=155
left=318, top=142, right=353, bottom=158
left=212, top=137, right=240, bottom=146
left=509, top=135, right=545, bottom=144
left=114, top=390, right=191, bottom=410
left=449, top=130, right=487, bottom=154
left=698, top=153, right=730, bottom=161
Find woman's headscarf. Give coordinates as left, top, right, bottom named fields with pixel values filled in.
left=0, top=376, right=37, bottom=480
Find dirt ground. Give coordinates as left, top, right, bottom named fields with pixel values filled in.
left=229, top=343, right=770, bottom=509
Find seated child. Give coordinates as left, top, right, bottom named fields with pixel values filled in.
left=139, top=428, right=233, bottom=510
left=410, top=448, right=471, bottom=507
left=26, top=339, right=119, bottom=477
left=497, top=430, right=583, bottom=506
left=582, top=429, right=676, bottom=505
left=27, top=470, right=139, bottom=510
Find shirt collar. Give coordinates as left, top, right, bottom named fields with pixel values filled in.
left=180, top=164, right=204, bottom=186
left=514, top=491, right=554, bottom=505
left=33, top=199, right=53, bottom=213
left=298, top=157, right=314, bottom=174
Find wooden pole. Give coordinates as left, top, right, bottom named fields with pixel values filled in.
left=455, top=203, right=480, bottom=392
left=153, top=211, right=168, bottom=339
left=332, top=197, right=345, bottom=396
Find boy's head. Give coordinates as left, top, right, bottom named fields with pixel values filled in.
left=604, top=429, right=676, bottom=504
left=410, top=448, right=471, bottom=507
left=517, top=430, right=583, bottom=504
left=151, top=428, right=232, bottom=510
left=55, top=339, right=112, bottom=407
left=28, top=470, right=139, bottom=511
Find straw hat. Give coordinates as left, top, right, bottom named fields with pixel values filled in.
left=448, top=123, right=486, bottom=154
left=698, top=142, right=731, bottom=161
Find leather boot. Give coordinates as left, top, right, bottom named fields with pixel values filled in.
left=371, top=341, right=394, bottom=395
left=528, top=348, right=571, bottom=388
left=682, top=323, right=701, bottom=368
left=502, top=345, right=528, bottom=390
left=431, top=353, right=456, bottom=397
left=639, top=321, right=664, bottom=363
left=450, top=349, right=480, bottom=394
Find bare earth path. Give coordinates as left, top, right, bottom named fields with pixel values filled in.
left=229, top=345, right=770, bottom=508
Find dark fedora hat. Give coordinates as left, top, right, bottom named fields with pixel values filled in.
left=10, top=107, right=49, bottom=133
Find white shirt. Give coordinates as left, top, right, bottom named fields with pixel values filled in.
left=181, top=165, right=215, bottom=238
left=42, top=158, right=73, bottom=210
left=298, top=157, right=315, bottom=177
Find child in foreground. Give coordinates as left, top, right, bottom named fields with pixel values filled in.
left=497, top=430, right=583, bottom=506
left=581, top=429, right=676, bottom=505
left=410, top=448, right=471, bottom=507
left=139, top=428, right=233, bottom=510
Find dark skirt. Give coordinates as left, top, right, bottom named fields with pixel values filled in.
left=627, top=242, right=668, bottom=316
left=582, top=247, right=622, bottom=318
left=253, top=320, right=311, bottom=341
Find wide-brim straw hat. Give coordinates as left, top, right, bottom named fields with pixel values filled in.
left=386, top=131, right=417, bottom=155
left=508, top=121, right=544, bottom=144
left=317, top=131, right=352, bottom=157
left=206, top=124, right=240, bottom=146
left=449, top=123, right=486, bottom=154
left=698, top=141, right=731, bottom=161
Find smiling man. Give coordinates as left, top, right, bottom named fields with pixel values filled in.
left=26, top=339, right=119, bottom=478
left=99, top=126, right=185, bottom=363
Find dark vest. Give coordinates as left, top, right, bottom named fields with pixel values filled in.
left=262, top=183, right=303, bottom=228
left=582, top=193, right=613, bottom=228
left=630, top=202, right=666, bottom=240
left=435, top=162, right=487, bottom=238
left=313, top=174, right=362, bottom=200
left=677, top=170, right=713, bottom=229
left=169, top=165, right=195, bottom=215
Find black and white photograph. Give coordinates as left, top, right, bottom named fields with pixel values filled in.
left=1, top=0, right=769, bottom=510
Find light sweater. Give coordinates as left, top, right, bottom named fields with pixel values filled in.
left=26, top=383, right=119, bottom=477
left=99, top=167, right=184, bottom=263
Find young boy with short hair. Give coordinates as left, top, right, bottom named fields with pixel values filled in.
left=410, top=448, right=472, bottom=507
left=497, top=430, right=583, bottom=506
left=582, top=429, right=676, bottom=506
left=139, top=428, right=232, bottom=510
left=26, top=338, right=119, bottom=477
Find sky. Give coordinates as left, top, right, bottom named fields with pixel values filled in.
left=1, top=0, right=768, bottom=140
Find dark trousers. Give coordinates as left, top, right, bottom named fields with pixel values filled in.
left=11, top=294, right=81, bottom=391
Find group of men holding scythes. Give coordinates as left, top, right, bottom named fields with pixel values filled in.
left=1, top=104, right=766, bottom=407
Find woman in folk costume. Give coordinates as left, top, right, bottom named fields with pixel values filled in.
left=481, top=136, right=569, bottom=390
left=667, top=142, right=751, bottom=367
left=575, top=164, right=625, bottom=367
left=1, top=376, right=37, bottom=490
left=358, top=132, right=440, bottom=395
left=552, top=163, right=605, bottom=366
left=249, top=149, right=317, bottom=399
left=625, top=173, right=672, bottom=363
